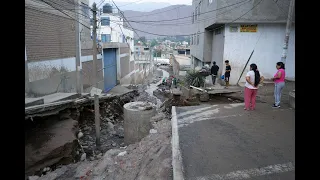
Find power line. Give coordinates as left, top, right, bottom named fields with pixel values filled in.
left=111, top=0, right=148, bottom=47
left=122, top=0, right=251, bottom=23
left=124, top=5, right=186, bottom=19
left=118, top=0, right=144, bottom=7
left=272, top=0, right=295, bottom=23
left=117, top=0, right=252, bottom=27
left=39, top=0, right=91, bottom=30
left=119, top=0, right=264, bottom=37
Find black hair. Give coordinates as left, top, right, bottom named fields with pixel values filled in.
left=250, top=63, right=260, bottom=87
left=212, top=61, right=216, bottom=65
left=225, top=60, right=229, bottom=63
left=276, top=62, right=285, bottom=69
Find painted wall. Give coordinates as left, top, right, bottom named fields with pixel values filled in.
left=211, top=27, right=225, bottom=77
left=223, top=23, right=295, bottom=85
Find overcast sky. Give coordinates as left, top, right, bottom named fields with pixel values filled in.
left=89, top=0, right=192, bottom=6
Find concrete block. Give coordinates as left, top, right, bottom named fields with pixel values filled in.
left=123, top=102, right=156, bottom=145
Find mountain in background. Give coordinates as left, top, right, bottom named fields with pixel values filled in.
left=123, top=5, right=193, bottom=39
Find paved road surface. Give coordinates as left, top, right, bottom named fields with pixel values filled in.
left=172, top=103, right=295, bottom=180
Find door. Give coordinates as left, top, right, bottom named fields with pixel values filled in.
left=103, top=48, right=117, bottom=92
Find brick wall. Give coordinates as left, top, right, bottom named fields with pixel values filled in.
left=25, top=0, right=92, bottom=62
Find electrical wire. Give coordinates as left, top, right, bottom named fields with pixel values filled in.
left=272, top=0, right=295, bottom=23
left=124, top=5, right=186, bottom=19
left=109, top=0, right=264, bottom=37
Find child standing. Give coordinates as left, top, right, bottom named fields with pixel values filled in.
left=224, top=60, right=231, bottom=88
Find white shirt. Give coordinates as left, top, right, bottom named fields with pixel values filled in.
left=245, top=70, right=263, bottom=89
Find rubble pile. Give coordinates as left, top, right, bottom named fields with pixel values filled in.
left=77, top=91, right=139, bottom=161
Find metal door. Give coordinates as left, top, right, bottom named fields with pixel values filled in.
left=103, top=48, right=117, bottom=92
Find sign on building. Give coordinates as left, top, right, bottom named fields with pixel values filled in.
left=230, top=26, right=238, bottom=32
left=240, top=24, right=258, bottom=32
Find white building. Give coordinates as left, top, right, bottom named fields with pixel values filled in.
left=91, top=11, right=135, bottom=61
left=191, top=0, right=295, bottom=85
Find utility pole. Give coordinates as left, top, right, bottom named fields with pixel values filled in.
left=92, top=3, right=100, bottom=147
left=281, top=0, right=295, bottom=64
left=75, top=0, right=82, bottom=94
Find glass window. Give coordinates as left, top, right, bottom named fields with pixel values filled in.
left=101, top=34, right=111, bottom=42
left=101, top=17, right=110, bottom=26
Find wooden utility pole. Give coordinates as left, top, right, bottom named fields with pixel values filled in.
left=92, top=3, right=100, bottom=147
left=75, top=0, right=82, bottom=94
left=281, top=0, right=295, bottom=64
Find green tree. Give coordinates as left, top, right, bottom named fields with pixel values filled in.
left=150, top=39, right=158, bottom=47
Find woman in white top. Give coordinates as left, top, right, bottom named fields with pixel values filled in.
left=244, top=63, right=264, bottom=110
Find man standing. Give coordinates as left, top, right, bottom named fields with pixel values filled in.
left=224, top=60, right=231, bottom=88
left=211, top=61, right=219, bottom=85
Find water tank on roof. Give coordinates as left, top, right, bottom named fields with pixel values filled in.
left=103, top=3, right=113, bottom=13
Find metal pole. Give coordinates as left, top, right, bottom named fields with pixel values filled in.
left=75, top=0, right=82, bottom=94
left=281, top=0, right=295, bottom=64
left=92, top=3, right=100, bottom=147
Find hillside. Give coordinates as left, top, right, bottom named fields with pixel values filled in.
left=123, top=5, right=193, bottom=39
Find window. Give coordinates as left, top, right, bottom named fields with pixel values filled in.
left=229, top=26, right=238, bottom=32
left=197, top=32, right=200, bottom=45
left=101, top=34, right=111, bottom=42
left=101, top=17, right=110, bottom=26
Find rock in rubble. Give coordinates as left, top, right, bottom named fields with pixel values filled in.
left=107, top=122, right=115, bottom=130
left=150, top=129, right=158, bottom=134
left=81, top=153, right=86, bottom=161
left=25, top=118, right=79, bottom=176
left=28, top=176, right=40, bottom=180
left=77, top=132, right=84, bottom=139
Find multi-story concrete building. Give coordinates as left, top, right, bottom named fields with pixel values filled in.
left=25, top=0, right=102, bottom=95
left=190, top=0, right=295, bottom=84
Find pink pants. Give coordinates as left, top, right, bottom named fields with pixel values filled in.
left=244, top=87, right=258, bottom=110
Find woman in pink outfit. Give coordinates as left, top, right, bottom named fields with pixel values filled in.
left=271, top=62, right=286, bottom=108
left=244, top=64, right=264, bottom=110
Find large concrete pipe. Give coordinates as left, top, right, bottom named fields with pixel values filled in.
left=124, top=102, right=156, bottom=144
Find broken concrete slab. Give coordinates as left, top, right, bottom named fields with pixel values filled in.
left=108, top=85, right=132, bottom=95
left=42, top=93, right=81, bottom=104
left=207, top=88, right=241, bottom=95
left=25, top=118, right=79, bottom=176
left=26, top=98, right=44, bottom=107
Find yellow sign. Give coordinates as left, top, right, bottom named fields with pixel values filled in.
left=240, top=25, right=258, bottom=32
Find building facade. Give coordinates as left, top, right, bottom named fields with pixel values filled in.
left=190, top=0, right=295, bottom=84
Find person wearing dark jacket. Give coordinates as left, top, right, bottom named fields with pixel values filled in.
left=211, top=61, right=219, bottom=85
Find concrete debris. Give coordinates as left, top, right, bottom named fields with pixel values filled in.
left=107, top=122, right=115, bottom=131
left=150, top=129, right=158, bottom=134
left=77, top=132, right=84, bottom=139
left=117, top=151, right=127, bottom=157
left=28, top=176, right=40, bottom=180
left=81, top=153, right=86, bottom=161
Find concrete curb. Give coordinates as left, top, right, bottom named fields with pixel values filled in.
left=171, top=106, right=185, bottom=180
